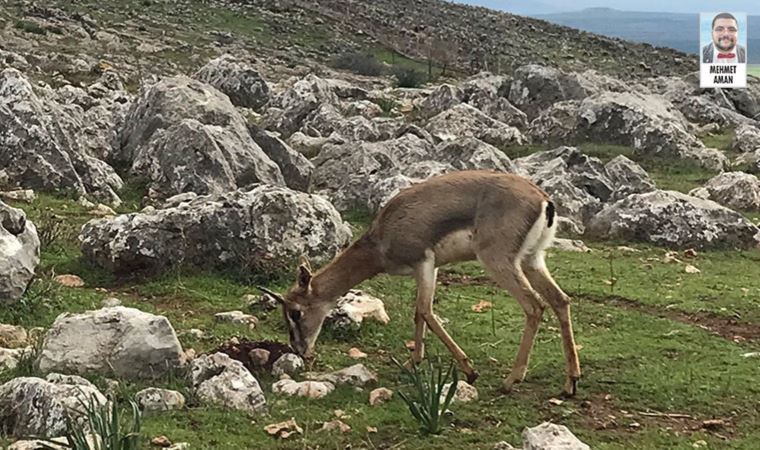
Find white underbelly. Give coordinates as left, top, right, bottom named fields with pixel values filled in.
left=433, top=229, right=476, bottom=266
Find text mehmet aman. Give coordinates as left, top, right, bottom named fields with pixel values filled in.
left=709, top=65, right=737, bottom=84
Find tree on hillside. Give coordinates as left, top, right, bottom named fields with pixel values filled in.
left=429, top=35, right=457, bottom=77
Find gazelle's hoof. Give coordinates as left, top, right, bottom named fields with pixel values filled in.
left=500, top=376, right=521, bottom=393
left=465, top=370, right=480, bottom=385
left=561, top=376, right=580, bottom=398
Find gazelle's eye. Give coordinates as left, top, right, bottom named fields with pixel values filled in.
left=290, top=310, right=302, bottom=322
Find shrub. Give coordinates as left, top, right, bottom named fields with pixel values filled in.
left=392, top=67, right=427, bottom=88
left=36, top=211, right=77, bottom=251
left=393, top=356, right=458, bottom=434
left=14, top=20, right=46, bottom=35
left=332, top=52, right=385, bottom=76
left=372, top=97, right=398, bottom=117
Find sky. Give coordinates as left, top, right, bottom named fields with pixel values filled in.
left=455, top=1, right=760, bottom=15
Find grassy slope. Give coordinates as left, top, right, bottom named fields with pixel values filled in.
left=4, top=186, right=760, bottom=448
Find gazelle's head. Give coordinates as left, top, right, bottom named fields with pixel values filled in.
left=259, top=257, right=330, bottom=359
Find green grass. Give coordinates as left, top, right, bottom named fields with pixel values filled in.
left=748, top=65, right=760, bottom=78
left=374, top=48, right=445, bottom=81
left=3, top=194, right=760, bottom=449
left=14, top=19, right=47, bottom=35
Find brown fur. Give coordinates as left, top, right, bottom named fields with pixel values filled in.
left=370, top=171, right=546, bottom=266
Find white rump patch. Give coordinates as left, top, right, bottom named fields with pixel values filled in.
left=516, top=201, right=557, bottom=270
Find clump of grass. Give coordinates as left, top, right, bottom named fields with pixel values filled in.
left=372, top=96, right=399, bottom=117
left=700, top=128, right=735, bottom=151
left=14, top=19, right=46, bottom=35
left=392, top=67, right=427, bottom=88
left=40, top=394, right=142, bottom=450
left=36, top=211, right=77, bottom=251
left=332, top=51, right=385, bottom=76
left=392, top=356, right=458, bottom=435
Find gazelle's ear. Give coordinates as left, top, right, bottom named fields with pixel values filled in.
left=299, top=254, right=312, bottom=272
left=297, top=263, right=312, bottom=291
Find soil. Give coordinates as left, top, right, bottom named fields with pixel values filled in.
left=438, top=270, right=491, bottom=287
left=580, top=293, right=760, bottom=345
left=209, top=338, right=294, bottom=373
left=569, top=393, right=735, bottom=439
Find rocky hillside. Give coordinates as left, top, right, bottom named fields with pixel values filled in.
left=0, top=0, right=695, bottom=93
left=277, top=0, right=696, bottom=77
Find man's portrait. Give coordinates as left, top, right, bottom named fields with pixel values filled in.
left=702, top=12, right=747, bottom=64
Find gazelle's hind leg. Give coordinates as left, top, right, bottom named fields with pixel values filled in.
left=414, top=251, right=479, bottom=383
left=478, top=254, right=546, bottom=392
left=523, top=252, right=581, bottom=396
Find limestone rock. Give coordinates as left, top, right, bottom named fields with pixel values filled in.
left=587, top=190, right=760, bottom=249
left=369, top=387, right=393, bottom=406
left=0, top=201, right=40, bottom=303
left=441, top=380, right=478, bottom=403
left=37, top=307, right=184, bottom=379
left=194, top=54, right=270, bottom=111
left=304, top=364, right=377, bottom=387
left=79, top=185, right=351, bottom=274
left=426, top=103, right=525, bottom=148
left=688, top=172, right=760, bottom=211
left=190, top=353, right=266, bottom=415
left=271, top=353, right=304, bottom=377
left=0, top=376, right=106, bottom=438
left=135, top=387, right=186, bottom=413
left=326, top=290, right=390, bottom=329
left=272, top=379, right=334, bottom=399
left=117, top=75, right=283, bottom=199
left=522, top=422, right=590, bottom=450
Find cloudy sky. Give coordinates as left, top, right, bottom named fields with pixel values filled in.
left=454, top=0, right=760, bottom=15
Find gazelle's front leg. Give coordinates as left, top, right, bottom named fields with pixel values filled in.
left=415, top=253, right=479, bottom=384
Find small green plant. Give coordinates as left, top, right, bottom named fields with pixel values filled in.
left=332, top=51, right=385, bottom=76
left=40, top=394, right=142, bottom=450
left=392, top=356, right=458, bottom=435
left=14, top=20, right=47, bottom=35
left=36, top=211, right=76, bottom=251
left=372, top=96, right=398, bottom=117
left=392, top=67, right=427, bottom=88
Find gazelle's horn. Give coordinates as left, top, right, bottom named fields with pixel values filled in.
left=256, top=286, right=285, bottom=303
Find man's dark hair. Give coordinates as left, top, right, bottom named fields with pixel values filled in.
left=712, top=12, right=738, bottom=29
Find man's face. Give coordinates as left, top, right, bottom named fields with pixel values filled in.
left=712, top=18, right=738, bottom=52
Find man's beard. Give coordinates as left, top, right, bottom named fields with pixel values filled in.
left=715, top=38, right=736, bottom=52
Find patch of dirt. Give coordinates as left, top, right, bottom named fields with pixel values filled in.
left=438, top=270, right=491, bottom=287
left=580, top=293, right=760, bottom=344
left=569, top=393, right=736, bottom=440
left=209, top=338, right=294, bottom=373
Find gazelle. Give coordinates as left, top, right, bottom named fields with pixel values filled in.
left=260, top=170, right=582, bottom=396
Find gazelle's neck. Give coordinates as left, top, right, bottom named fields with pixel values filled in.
left=311, top=236, right=383, bottom=303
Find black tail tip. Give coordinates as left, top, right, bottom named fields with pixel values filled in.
left=546, top=201, right=555, bottom=228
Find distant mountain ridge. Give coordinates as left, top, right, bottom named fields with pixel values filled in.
left=536, top=8, right=760, bottom=63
